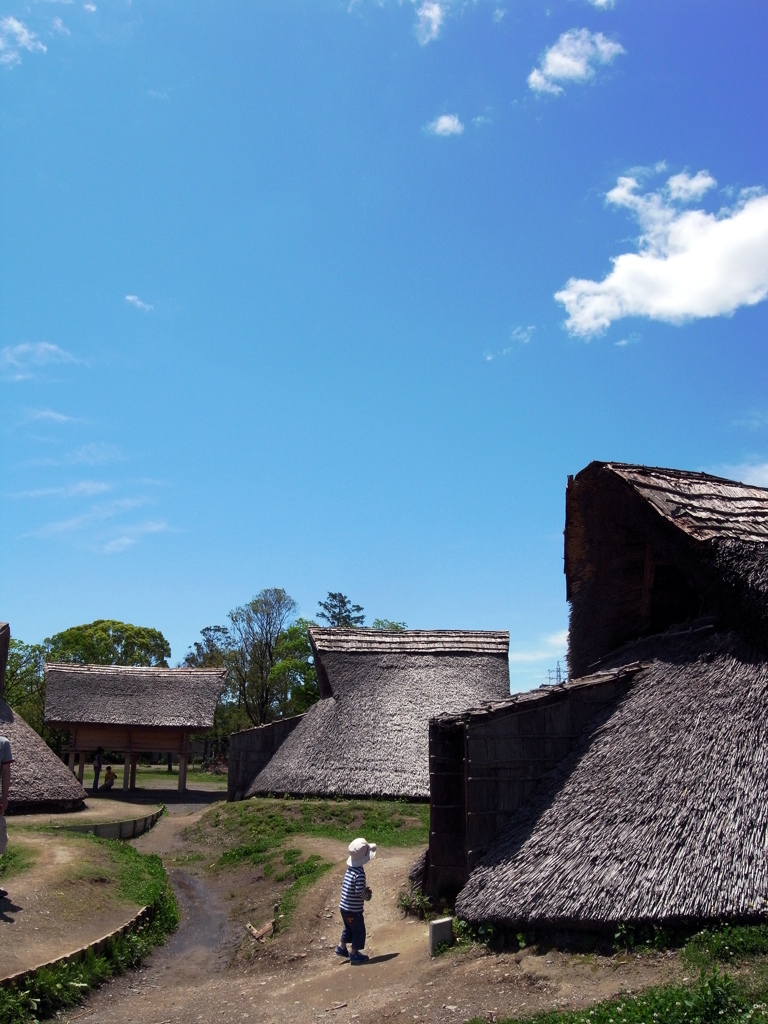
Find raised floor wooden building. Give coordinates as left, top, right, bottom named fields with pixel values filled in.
left=44, top=663, right=226, bottom=793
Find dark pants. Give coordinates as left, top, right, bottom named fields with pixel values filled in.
left=92, top=768, right=101, bottom=793
left=339, top=910, right=366, bottom=951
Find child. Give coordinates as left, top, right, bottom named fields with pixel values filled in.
left=102, top=766, right=117, bottom=790
left=336, top=837, right=376, bottom=965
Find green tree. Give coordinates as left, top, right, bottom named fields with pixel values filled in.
left=46, top=619, right=171, bottom=666
left=371, top=618, right=407, bottom=631
left=3, top=639, right=48, bottom=736
left=228, top=588, right=298, bottom=725
left=183, top=626, right=248, bottom=755
left=269, top=618, right=319, bottom=717
left=317, top=592, right=365, bottom=627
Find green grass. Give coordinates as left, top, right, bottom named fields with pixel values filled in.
left=465, top=971, right=768, bottom=1024
left=272, top=848, right=333, bottom=931
left=195, top=796, right=429, bottom=868
left=685, top=925, right=768, bottom=966
left=0, top=838, right=178, bottom=1024
left=0, top=843, right=37, bottom=881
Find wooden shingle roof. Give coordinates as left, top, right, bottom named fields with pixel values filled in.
left=601, top=462, right=768, bottom=542
left=45, top=663, right=226, bottom=729
left=308, top=627, right=509, bottom=655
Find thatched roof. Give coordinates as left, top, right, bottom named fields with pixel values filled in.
left=456, top=624, right=768, bottom=930
left=0, top=623, right=86, bottom=813
left=248, top=628, right=510, bottom=800
left=45, top=663, right=226, bottom=729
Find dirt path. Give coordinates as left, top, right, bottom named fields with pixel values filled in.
left=0, top=832, right=141, bottom=981
left=55, top=808, right=686, bottom=1024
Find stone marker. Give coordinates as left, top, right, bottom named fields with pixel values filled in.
left=429, top=916, right=453, bottom=955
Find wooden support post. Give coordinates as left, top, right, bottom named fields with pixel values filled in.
left=78, top=751, right=86, bottom=784
left=122, top=757, right=130, bottom=791
left=68, top=750, right=76, bottom=774
left=130, top=754, right=138, bottom=790
left=178, top=754, right=188, bottom=794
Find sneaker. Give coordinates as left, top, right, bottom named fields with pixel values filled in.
left=335, top=945, right=349, bottom=958
left=349, top=952, right=369, bottom=965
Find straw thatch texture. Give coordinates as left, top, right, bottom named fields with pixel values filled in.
left=456, top=627, right=768, bottom=929
left=45, top=663, right=226, bottom=729
left=0, top=702, right=86, bottom=813
left=0, top=622, right=9, bottom=701
left=248, top=629, right=510, bottom=799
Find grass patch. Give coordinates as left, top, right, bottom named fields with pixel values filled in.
left=466, top=971, right=768, bottom=1024
left=0, top=840, right=178, bottom=1023
left=273, top=849, right=333, bottom=931
left=685, top=924, right=768, bottom=966
left=194, top=796, right=429, bottom=869
left=0, top=843, right=37, bottom=882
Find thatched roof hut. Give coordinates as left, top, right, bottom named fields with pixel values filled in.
left=444, top=463, right=768, bottom=931
left=0, top=624, right=86, bottom=814
left=45, top=663, right=226, bottom=792
left=247, top=628, right=510, bottom=800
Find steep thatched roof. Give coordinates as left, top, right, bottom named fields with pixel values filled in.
left=0, top=624, right=86, bottom=813
left=45, top=663, right=226, bottom=729
left=248, top=628, right=510, bottom=800
left=456, top=625, right=768, bottom=930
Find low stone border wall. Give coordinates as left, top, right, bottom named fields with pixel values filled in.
left=51, top=806, right=164, bottom=840
left=0, top=903, right=154, bottom=987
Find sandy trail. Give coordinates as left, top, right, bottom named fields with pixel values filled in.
left=54, top=805, right=684, bottom=1024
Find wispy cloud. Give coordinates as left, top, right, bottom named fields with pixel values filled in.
left=425, top=113, right=464, bottom=137
left=415, top=1, right=444, bottom=45
left=492, top=8, right=506, bottom=23
left=484, top=325, right=535, bottom=361
left=125, top=294, right=154, bottom=312
left=102, top=521, right=168, bottom=554
left=83, top=3, right=97, bottom=11
left=1, top=342, right=80, bottom=381
left=733, top=411, right=768, bottom=431
left=26, top=408, right=77, bottom=424
left=14, top=481, right=112, bottom=499
left=528, top=28, right=624, bottom=95
left=508, top=629, right=568, bottom=664
left=588, top=0, right=615, bottom=8
left=556, top=169, right=768, bottom=337
left=51, top=16, right=70, bottom=35
left=0, top=16, right=46, bottom=67
left=722, top=462, right=768, bottom=488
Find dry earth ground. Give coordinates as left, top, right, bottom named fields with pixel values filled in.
left=46, top=798, right=689, bottom=1024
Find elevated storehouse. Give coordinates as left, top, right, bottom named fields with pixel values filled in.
left=430, top=463, right=768, bottom=931
left=0, top=624, right=86, bottom=813
left=243, top=627, right=511, bottom=801
left=45, top=663, right=226, bottom=792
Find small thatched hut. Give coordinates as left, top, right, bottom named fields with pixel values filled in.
left=435, top=463, right=768, bottom=931
left=45, top=663, right=226, bottom=792
left=245, top=627, right=510, bottom=800
left=0, top=624, right=86, bottom=814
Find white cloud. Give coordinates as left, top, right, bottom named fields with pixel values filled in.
left=0, top=17, right=46, bottom=67
left=83, top=3, right=96, bottom=10
left=472, top=113, right=492, bottom=127
left=125, top=294, right=154, bottom=312
left=556, top=170, right=768, bottom=336
left=27, top=408, right=76, bottom=424
left=733, top=411, right=768, bottom=431
left=414, top=1, right=444, bottom=45
left=15, top=481, right=112, bottom=499
left=508, top=629, right=568, bottom=663
left=51, top=16, right=70, bottom=35
left=722, top=463, right=768, bottom=488
left=102, top=521, right=167, bottom=554
left=484, top=325, right=535, bottom=361
left=589, top=0, right=615, bottom=7
left=1, top=342, right=79, bottom=380
left=425, top=113, right=464, bottom=137
left=528, top=28, right=624, bottom=95
left=493, top=7, right=506, bottom=22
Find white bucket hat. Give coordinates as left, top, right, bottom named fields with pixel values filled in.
left=347, top=837, right=377, bottom=867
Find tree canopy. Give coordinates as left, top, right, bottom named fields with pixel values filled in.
left=317, top=592, right=365, bottom=627
left=46, top=619, right=171, bottom=666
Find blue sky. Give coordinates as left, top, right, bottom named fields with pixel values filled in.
left=2, top=0, right=768, bottom=689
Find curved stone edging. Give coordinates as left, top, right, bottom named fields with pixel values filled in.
left=52, top=806, right=165, bottom=840
left=0, top=902, right=154, bottom=987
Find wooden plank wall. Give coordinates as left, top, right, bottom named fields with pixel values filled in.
left=227, top=714, right=305, bottom=801
left=464, top=676, right=631, bottom=872
left=68, top=725, right=189, bottom=754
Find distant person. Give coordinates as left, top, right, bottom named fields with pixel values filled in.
left=336, top=837, right=375, bottom=965
left=0, top=732, right=12, bottom=900
left=102, top=766, right=116, bottom=790
left=92, top=747, right=104, bottom=794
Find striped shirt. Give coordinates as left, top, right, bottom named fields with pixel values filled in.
left=339, top=865, right=367, bottom=913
